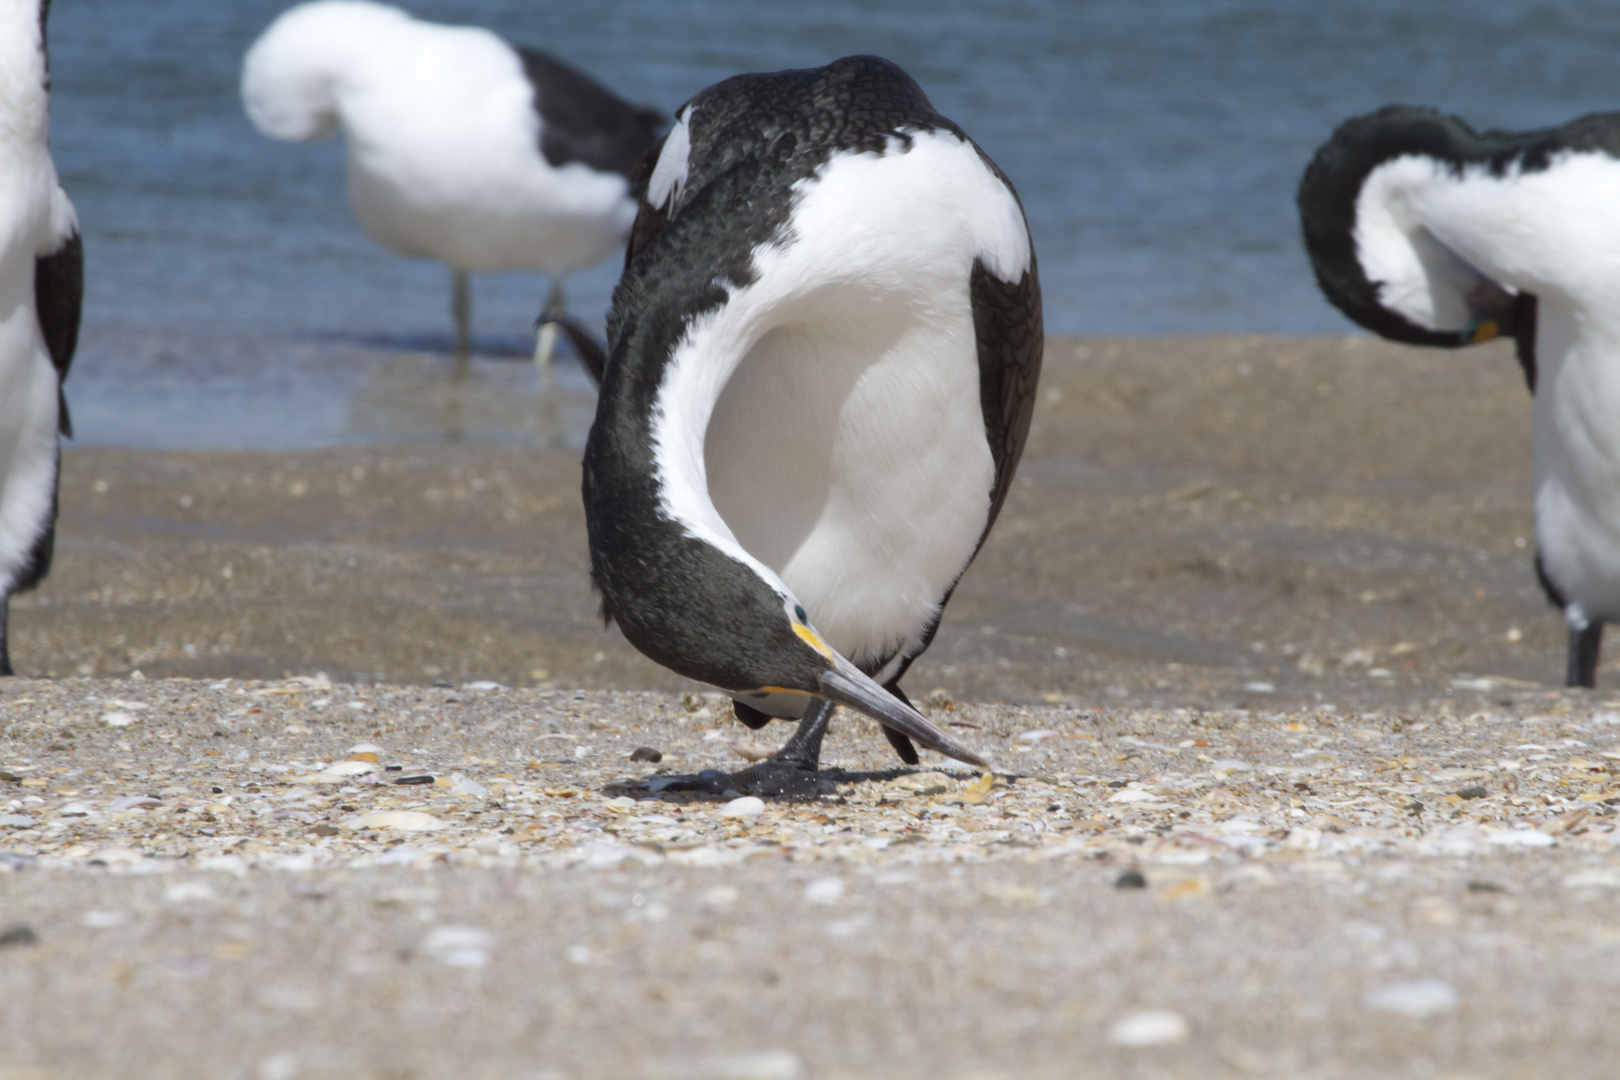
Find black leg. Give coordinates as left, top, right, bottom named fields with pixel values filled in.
left=764, top=697, right=835, bottom=771
left=880, top=682, right=920, bottom=764
left=1569, top=621, right=1604, bottom=688
left=451, top=269, right=471, bottom=358
left=654, top=699, right=839, bottom=798
left=0, top=593, right=11, bottom=677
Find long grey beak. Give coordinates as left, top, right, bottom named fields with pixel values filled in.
left=818, top=653, right=989, bottom=769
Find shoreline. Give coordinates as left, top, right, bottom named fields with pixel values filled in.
left=15, top=332, right=1576, bottom=709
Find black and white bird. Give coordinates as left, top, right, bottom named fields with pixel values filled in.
left=1299, top=104, right=1620, bottom=687
left=241, top=0, right=663, bottom=365
left=584, top=56, right=1043, bottom=792
left=0, top=0, right=81, bottom=676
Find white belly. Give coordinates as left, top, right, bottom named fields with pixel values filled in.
left=705, top=288, right=993, bottom=671
left=0, top=313, right=60, bottom=592
left=651, top=127, right=1031, bottom=680
left=1532, top=310, right=1620, bottom=622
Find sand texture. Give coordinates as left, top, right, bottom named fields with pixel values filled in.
left=4, top=335, right=1617, bottom=1079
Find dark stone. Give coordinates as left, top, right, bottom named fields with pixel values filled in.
left=630, top=746, right=663, bottom=762
left=1456, top=785, right=1488, bottom=800
left=394, top=775, right=435, bottom=786
left=1467, top=880, right=1505, bottom=893
left=0, top=924, right=38, bottom=948
left=311, top=824, right=340, bottom=837
left=1115, top=869, right=1148, bottom=889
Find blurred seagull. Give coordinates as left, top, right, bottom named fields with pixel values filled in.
left=1300, top=105, right=1620, bottom=687
left=0, top=0, right=82, bottom=675
left=242, top=0, right=663, bottom=367
left=585, top=56, right=1043, bottom=794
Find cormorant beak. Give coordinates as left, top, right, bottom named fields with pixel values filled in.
left=1462, top=278, right=1516, bottom=344
left=817, top=651, right=989, bottom=769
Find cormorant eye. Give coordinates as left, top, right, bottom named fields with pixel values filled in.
left=794, top=604, right=808, bottom=623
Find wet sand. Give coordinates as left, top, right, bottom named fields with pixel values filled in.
left=14, top=333, right=1572, bottom=707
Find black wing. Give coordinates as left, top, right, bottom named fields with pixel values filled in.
left=514, top=47, right=664, bottom=177
left=34, top=227, right=81, bottom=437
left=970, top=257, right=1044, bottom=542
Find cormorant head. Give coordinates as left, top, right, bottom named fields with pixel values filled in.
left=585, top=502, right=987, bottom=769
left=1298, top=105, right=1530, bottom=349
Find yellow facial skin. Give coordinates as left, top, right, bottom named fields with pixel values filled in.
left=755, top=621, right=836, bottom=696
left=1469, top=319, right=1501, bottom=344
left=792, top=621, right=835, bottom=661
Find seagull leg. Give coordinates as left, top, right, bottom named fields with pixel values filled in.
left=451, top=269, right=472, bottom=360
left=533, top=279, right=565, bottom=377
left=1568, top=621, right=1604, bottom=688
left=0, top=592, right=12, bottom=677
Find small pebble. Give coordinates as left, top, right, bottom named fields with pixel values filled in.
left=393, top=775, right=435, bottom=786
left=1363, top=979, right=1458, bottom=1019
left=1115, top=869, right=1148, bottom=889
left=718, top=795, right=766, bottom=818
left=421, top=926, right=494, bottom=968
left=1456, top=785, right=1488, bottom=800
left=1108, top=1009, right=1189, bottom=1047
left=804, top=878, right=846, bottom=905
left=345, top=810, right=445, bottom=832
left=697, top=1051, right=804, bottom=1080
left=0, top=924, right=39, bottom=947
left=629, top=746, right=662, bottom=762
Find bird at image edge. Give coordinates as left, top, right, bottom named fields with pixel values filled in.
left=1299, top=104, right=1620, bottom=688
left=584, top=56, right=1043, bottom=792
left=0, top=0, right=82, bottom=676
left=241, top=0, right=663, bottom=368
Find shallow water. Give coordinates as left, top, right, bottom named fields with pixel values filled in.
left=47, top=0, right=1620, bottom=448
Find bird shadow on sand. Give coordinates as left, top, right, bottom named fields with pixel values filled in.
left=605, top=765, right=994, bottom=803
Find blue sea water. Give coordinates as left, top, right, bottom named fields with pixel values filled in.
left=45, top=0, right=1620, bottom=448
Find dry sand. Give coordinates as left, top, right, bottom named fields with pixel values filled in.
left=4, top=335, right=1619, bottom=1079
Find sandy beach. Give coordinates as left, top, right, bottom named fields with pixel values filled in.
left=12, top=334, right=1561, bottom=702
left=5, top=335, right=1619, bottom=1079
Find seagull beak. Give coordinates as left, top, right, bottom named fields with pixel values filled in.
left=818, top=651, right=989, bottom=769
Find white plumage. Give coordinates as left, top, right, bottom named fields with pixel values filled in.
left=0, top=0, right=80, bottom=676
left=1354, top=154, right=1620, bottom=620
left=242, top=0, right=659, bottom=356
left=1301, top=105, right=1620, bottom=685
left=657, top=130, right=1028, bottom=684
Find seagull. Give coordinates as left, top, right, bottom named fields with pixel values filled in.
left=241, top=0, right=663, bottom=365
left=0, top=0, right=82, bottom=676
left=584, top=55, right=1043, bottom=794
left=1299, top=104, right=1620, bottom=687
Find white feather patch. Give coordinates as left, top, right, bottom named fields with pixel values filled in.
left=647, top=105, right=695, bottom=211
left=648, top=129, right=1029, bottom=667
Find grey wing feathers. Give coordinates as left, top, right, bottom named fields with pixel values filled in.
left=34, top=227, right=81, bottom=438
